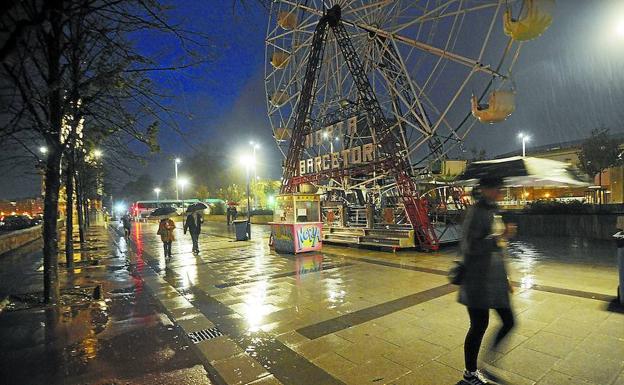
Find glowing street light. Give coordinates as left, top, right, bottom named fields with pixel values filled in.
left=323, top=131, right=339, bottom=154
left=174, top=158, right=181, bottom=201
left=93, top=149, right=103, bottom=158
left=114, top=202, right=126, bottom=215
left=518, top=133, right=530, bottom=157
left=178, top=177, right=189, bottom=198
left=249, top=142, right=260, bottom=208
left=154, top=187, right=161, bottom=204
left=616, top=20, right=624, bottom=37
left=39, top=146, right=48, bottom=155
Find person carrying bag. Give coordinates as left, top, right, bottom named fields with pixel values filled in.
left=457, top=177, right=516, bottom=385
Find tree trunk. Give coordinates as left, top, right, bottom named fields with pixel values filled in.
left=43, top=149, right=62, bottom=304
left=84, top=196, right=90, bottom=227
left=43, top=0, right=64, bottom=304
left=76, top=173, right=85, bottom=244
left=64, top=158, right=74, bottom=269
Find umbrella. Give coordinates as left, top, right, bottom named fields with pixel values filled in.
left=186, top=202, right=208, bottom=213
left=149, top=206, right=177, bottom=219
left=456, top=156, right=590, bottom=187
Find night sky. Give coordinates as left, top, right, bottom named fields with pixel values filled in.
left=2, top=0, right=624, bottom=200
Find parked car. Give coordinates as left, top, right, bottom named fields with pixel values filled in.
left=0, top=215, right=33, bottom=231
left=30, top=213, right=43, bottom=226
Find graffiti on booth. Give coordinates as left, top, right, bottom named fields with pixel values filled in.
left=296, top=225, right=321, bottom=251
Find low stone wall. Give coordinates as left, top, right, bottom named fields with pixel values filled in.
left=0, top=225, right=42, bottom=256
left=0, top=219, right=65, bottom=256
left=503, top=213, right=619, bottom=240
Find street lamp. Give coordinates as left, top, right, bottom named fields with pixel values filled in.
left=154, top=187, right=161, bottom=205
left=174, top=158, right=181, bottom=201
left=249, top=141, right=260, bottom=208
left=39, top=146, right=48, bottom=155
left=518, top=133, right=530, bottom=157
left=616, top=20, right=624, bottom=37
left=93, top=149, right=103, bottom=158
left=239, top=154, right=254, bottom=239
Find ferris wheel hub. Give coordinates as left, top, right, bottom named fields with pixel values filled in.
left=325, top=4, right=342, bottom=27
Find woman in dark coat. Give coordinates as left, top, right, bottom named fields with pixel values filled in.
left=121, top=213, right=131, bottom=237
left=459, top=177, right=515, bottom=385
left=184, top=211, right=203, bottom=254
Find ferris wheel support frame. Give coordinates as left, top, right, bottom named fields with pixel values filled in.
left=280, top=4, right=440, bottom=251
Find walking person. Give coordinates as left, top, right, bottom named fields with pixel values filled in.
left=157, top=216, right=176, bottom=259
left=121, top=213, right=131, bottom=238
left=226, top=205, right=232, bottom=226
left=459, top=177, right=516, bottom=385
left=184, top=210, right=203, bottom=254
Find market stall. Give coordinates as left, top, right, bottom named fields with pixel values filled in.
left=270, top=194, right=322, bottom=254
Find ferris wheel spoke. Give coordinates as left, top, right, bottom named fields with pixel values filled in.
left=343, top=0, right=394, bottom=18
left=278, top=1, right=504, bottom=78
left=368, top=24, right=503, bottom=77
left=392, top=1, right=501, bottom=34
left=431, top=66, right=477, bottom=135
left=375, top=37, right=432, bottom=132
left=378, top=75, right=430, bottom=136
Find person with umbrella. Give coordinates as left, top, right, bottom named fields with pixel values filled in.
left=151, top=207, right=177, bottom=259
left=184, top=202, right=206, bottom=254
left=459, top=177, right=516, bottom=385
left=121, top=212, right=132, bottom=238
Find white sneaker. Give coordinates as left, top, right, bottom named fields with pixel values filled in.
left=463, top=369, right=489, bottom=385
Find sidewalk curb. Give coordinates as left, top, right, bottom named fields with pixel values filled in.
left=108, top=224, right=279, bottom=385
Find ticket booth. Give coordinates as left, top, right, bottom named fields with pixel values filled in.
left=270, top=194, right=323, bottom=254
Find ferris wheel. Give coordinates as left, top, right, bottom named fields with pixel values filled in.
left=264, top=0, right=553, bottom=249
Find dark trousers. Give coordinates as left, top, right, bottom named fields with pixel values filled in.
left=163, top=241, right=172, bottom=257
left=464, top=307, right=515, bottom=372
left=124, top=227, right=130, bottom=237
left=190, top=232, right=199, bottom=252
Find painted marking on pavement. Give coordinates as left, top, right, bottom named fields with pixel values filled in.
left=297, top=283, right=457, bottom=340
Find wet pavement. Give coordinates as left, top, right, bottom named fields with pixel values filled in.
left=0, top=221, right=213, bottom=385
left=97, top=219, right=623, bottom=385
left=1, top=218, right=623, bottom=385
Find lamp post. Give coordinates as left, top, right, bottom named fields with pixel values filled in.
left=518, top=133, right=531, bottom=203
left=240, top=154, right=254, bottom=240
left=154, top=188, right=161, bottom=205
left=174, top=158, right=181, bottom=201
left=38, top=146, right=48, bottom=197
left=518, top=133, right=530, bottom=157
left=178, top=178, right=189, bottom=210
left=249, top=141, right=260, bottom=209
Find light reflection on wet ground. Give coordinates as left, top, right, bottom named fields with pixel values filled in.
left=105, top=223, right=624, bottom=384
left=508, top=236, right=616, bottom=266
left=506, top=236, right=618, bottom=291
left=0, top=224, right=213, bottom=385
left=2, top=219, right=620, bottom=385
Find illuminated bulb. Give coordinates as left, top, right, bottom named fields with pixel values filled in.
left=616, top=21, right=624, bottom=37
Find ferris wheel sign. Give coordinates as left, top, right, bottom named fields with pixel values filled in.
left=300, top=115, right=376, bottom=176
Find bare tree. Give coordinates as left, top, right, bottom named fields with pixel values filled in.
left=578, top=128, right=622, bottom=204
left=1, top=0, right=210, bottom=303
